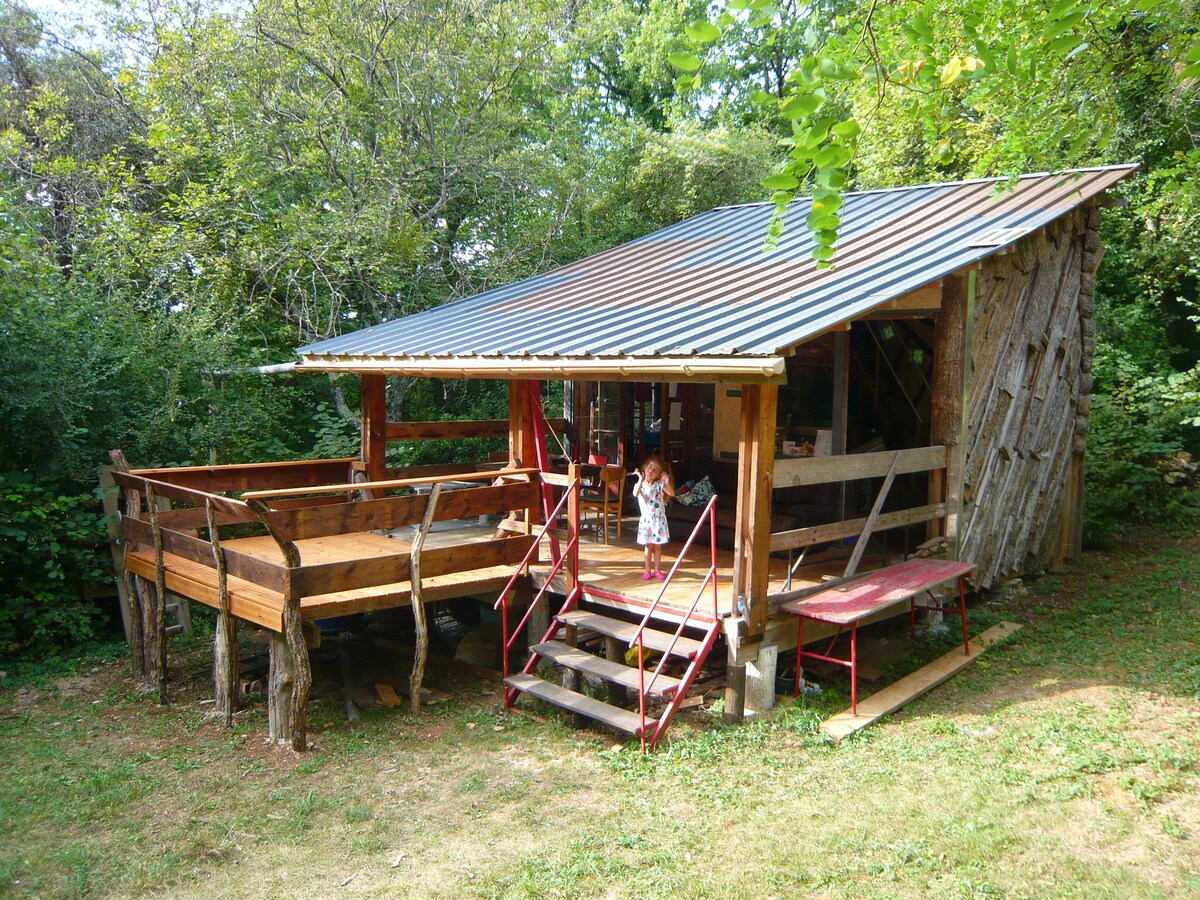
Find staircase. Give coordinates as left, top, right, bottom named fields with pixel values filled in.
left=499, top=490, right=724, bottom=750
left=505, top=604, right=721, bottom=748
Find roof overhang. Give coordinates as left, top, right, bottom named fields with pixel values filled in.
left=295, top=354, right=787, bottom=383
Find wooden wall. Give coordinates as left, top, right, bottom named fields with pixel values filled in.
left=958, top=205, right=1100, bottom=587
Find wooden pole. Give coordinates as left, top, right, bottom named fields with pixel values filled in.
left=247, top=499, right=310, bottom=750
left=108, top=451, right=147, bottom=681
left=206, top=500, right=240, bottom=727
left=145, top=485, right=168, bottom=703
left=361, top=373, right=387, bottom=484
left=732, top=383, right=778, bottom=637
left=408, top=483, right=441, bottom=715
left=931, top=272, right=970, bottom=557
left=727, top=383, right=778, bottom=721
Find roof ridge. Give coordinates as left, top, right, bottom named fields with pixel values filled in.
left=709, top=162, right=1141, bottom=211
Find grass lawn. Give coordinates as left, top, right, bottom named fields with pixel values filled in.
left=2, top=527, right=1198, bottom=899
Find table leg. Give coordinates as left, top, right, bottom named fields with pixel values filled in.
left=794, top=617, right=805, bottom=697
left=850, top=620, right=858, bottom=716
left=958, top=576, right=970, bottom=655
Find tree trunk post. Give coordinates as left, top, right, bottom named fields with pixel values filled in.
left=409, top=483, right=441, bottom=715
left=145, top=485, right=168, bottom=703
left=206, top=500, right=240, bottom=726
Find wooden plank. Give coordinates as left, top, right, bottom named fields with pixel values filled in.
left=774, top=445, right=947, bottom=489
left=821, top=622, right=1023, bottom=740
left=112, top=473, right=252, bottom=519
left=240, top=467, right=539, bottom=501
left=264, top=481, right=540, bottom=542
left=126, top=458, right=356, bottom=493
left=121, top=516, right=288, bottom=592
left=842, top=450, right=900, bottom=578
left=292, top=534, right=537, bottom=596
left=769, top=503, right=946, bottom=552
left=361, top=373, right=387, bottom=484
left=504, top=674, right=655, bottom=734
left=154, top=505, right=258, bottom=530
left=733, top=383, right=778, bottom=637
left=385, top=418, right=566, bottom=441
left=531, top=641, right=682, bottom=696
left=127, top=551, right=285, bottom=632
left=375, top=683, right=402, bottom=708
left=781, top=559, right=973, bottom=625
left=556, top=610, right=704, bottom=658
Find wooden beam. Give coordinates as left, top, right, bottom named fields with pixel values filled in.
left=120, top=516, right=288, bottom=593
left=769, top=503, right=947, bottom=552
left=291, top=534, right=537, bottom=596
left=362, top=373, right=387, bottom=484
left=732, top=383, right=778, bottom=637
left=774, top=445, right=947, bottom=488
left=241, top=467, right=537, bottom=501
left=821, top=622, right=1023, bottom=740
left=931, top=273, right=968, bottom=551
left=384, top=418, right=567, bottom=441
left=263, top=482, right=539, bottom=542
left=126, top=458, right=356, bottom=493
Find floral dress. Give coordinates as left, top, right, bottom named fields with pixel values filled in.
left=635, top=478, right=670, bottom=546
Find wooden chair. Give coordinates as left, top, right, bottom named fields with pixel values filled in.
left=580, top=465, right=626, bottom=544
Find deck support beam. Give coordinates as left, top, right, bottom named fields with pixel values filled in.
left=727, top=382, right=778, bottom=720
left=361, top=373, right=387, bottom=484
left=931, top=271, right=971, bottom=556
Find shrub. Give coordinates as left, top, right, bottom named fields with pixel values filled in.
left=1085, top=352, right=1200, bottom=541
left=0, top=472, right=110, bottom=655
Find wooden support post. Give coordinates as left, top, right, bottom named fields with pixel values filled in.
left=361, top=373, right=387, bottom=484
left=247, top=499, right=310, bottom=750
left=267, top=630, right=296, bottom=742
left=728, top=383, right=777, bottom=721
left=206, top=500, right=240, bottom=727
left=745, top=643, right=778, bottom=714
left=732, top=383, right=778, bottom=637
left=409, top=483, right=441, bottom=715
left=832, top=331, right=850, bottom=520
left=931, top=272, right=970, bottom=556
left=509, top=379, right=536, bottom=468
left=520, top=583, right=547, bottom=650
left=145, top=485, right=168, bottom=703
left=108, top=451, right=147, bottom=682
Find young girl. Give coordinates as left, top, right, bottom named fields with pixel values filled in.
left=632, top=455, right=675, bottom=580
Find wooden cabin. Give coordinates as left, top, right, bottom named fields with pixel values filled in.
left=112, top=165, right=1136, bottom=748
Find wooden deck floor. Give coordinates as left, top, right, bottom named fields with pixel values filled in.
left=127, top=529, right=519, bottom=632
left=532, top=515, right=853, bottom=624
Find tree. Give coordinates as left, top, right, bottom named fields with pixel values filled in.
left=675, top=0, right=1200, bottom=261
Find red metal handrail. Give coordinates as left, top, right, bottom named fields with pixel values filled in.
left=493, top=476, right=580, bottom=683
left=626, top=494, right=720, bottom=749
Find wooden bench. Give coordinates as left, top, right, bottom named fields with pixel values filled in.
left=781, top=558, right=973, bottom=715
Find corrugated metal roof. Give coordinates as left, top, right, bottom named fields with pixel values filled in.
left=297, top=164, right=1136, bottom=376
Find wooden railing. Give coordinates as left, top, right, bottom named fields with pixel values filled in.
left=769, top=445, right=949, bottom=585
left=111, top=456, right=550, bottom=750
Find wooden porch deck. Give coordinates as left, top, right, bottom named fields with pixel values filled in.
left=126, top=528, right=521, bottom=633
left=531, top=515, right=856, bottom=625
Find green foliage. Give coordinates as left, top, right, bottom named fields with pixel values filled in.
left=1084, top=348, right=1200, bottom=539
left=0, top=472, right=109, bottom=655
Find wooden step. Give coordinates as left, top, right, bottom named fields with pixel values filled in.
left=504, top=674, right=656, bottom=735
left=556, top=610, right=705, bottom=658
left=531, top=641, right=682, bottom=696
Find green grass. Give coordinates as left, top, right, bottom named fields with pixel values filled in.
left=1, top=526, right=1198, bottom=898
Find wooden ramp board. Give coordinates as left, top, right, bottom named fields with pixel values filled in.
left=821, top=621, right=1023, bottom=741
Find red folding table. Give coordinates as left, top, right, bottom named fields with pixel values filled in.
left=781, top=558, right=974, bottom=715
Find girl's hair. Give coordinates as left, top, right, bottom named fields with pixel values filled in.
left=641, top=454, right=672, bottom=479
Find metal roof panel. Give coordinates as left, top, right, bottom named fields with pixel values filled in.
left=298, top=165, right=1137, bottom=368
